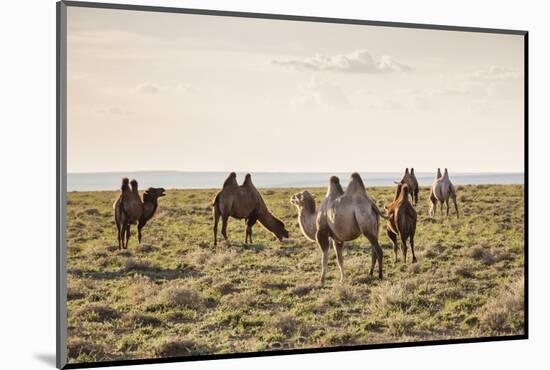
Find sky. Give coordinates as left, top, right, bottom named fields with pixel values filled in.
left=66, top=7, right=525, bottom=174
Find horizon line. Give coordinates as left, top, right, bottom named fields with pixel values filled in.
left=68, top=170, right=525, bottom=175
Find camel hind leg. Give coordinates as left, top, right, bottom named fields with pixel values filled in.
left=332, top=240, right=345, bottom=282
left=116, top=221, right=122, bottom=250
left=429, top=191, right=437, bottom=217
left=364, top=231, right=383, bottom=279
left=387, top=227, right=398, bottom=262
left=414, top=189, right=419, bottom=206
left=124, top=224, right=131, bottom=249
left=451, top=194, right=459, bottom=218
left=445, top=199, right=450, bottom=217
left=410, top=228, right=417, bottom=264
left=221, top=214, right=230, bottom=243
left=213, top=205, right=220, bottom=246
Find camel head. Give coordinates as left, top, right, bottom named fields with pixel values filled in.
left=143, top=187, right=166, bottom=202
left=270, top=216, right=289, bottom=241
left=290, top=191, right=316, bottom=212
left=130, top=179, right=139, bottom=192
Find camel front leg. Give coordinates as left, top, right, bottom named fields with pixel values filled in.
left=429, top=191, right=437, bottom=217
left=332, top=240, right=345, bottom=282
left=316, top=230, right=330, bottom=285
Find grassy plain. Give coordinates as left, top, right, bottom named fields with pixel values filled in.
left=66, top=184, right=525, bottom=363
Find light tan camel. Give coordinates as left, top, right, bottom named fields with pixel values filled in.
left=429, top=168, right=459, bottom=218
left=386, top=183, right=418, bottom=263
left=113, top=178, right=143, bottom=249
left=290, top=190, right=318, bottom=242
left=315, top=173, right=384, bottom=284
left=212, top=172, right=289, bottom=245
left=137, top=187, right=166, bottom=243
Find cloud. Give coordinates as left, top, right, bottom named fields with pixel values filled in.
left=435, top=66, right=523, bottom=100
left=96, top=107, right=133, bottom=115
left=470, top=66, right=522, bottom=81
left=274, top=49, right=411, bottom=74
left=292, top=77, right=349, bottom=108
left=136, top=83, right=160, bottom=94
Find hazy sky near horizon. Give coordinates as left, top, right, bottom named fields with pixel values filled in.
left=67, top=7, right=525, bottom=174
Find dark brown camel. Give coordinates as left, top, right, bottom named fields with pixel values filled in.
left=386, top=183, right=418, bottom=263
left=212, top=172, right=289, bottom=245
left=113, top=178, right=165, bottom=249
left=395, top=168, right=419, bottom=206
left=113, top=178, right=143, bottom=249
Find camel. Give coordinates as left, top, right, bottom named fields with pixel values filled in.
left=429, top=168, right=459, bottom=218
left=290, top=190, right=318, bottom=242
left=212, top=172, right=289, bottom=246
left=137, top=187, right=166, bottom=243
left=395, top=168, right=419, bottom=206
left=113, top=178, right=143, bottom=249
left=114, top=179, right=165, bottom=249
left=315, top=173, right=384, bottom=284
left=386, top=183, right=418, bottom=263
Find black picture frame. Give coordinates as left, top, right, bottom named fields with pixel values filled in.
left=56, top=1, right=529, bottom=368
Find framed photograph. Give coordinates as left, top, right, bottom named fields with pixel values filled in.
left=57, top=1, right=528, bottom=368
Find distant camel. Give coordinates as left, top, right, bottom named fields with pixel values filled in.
left=395, top=168, right=419, bottom=206
left=137, top=187, right=166, bottom=243
left=429, top=168, right=459, bottom=218
left=316, top=174, right=385, bottom=283
left=114, top=178, right=143, bottom=249
left=386, top=183, right=418, bottom=263
left=212, top=172, right=289, bottom=245
left=290, top=190, right=318, bottom=242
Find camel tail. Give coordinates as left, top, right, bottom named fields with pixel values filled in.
left=212, top=192, right=221, bottom=211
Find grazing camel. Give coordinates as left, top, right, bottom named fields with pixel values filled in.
left=212, top=172, right=289, bottom=246
left=429, top=168, right=459, bottom=218
left=113, top=178, right=144, bottom=249
left=137, top=187, right=166, bottom=243
left=290, top=190, right=318, bottom=242
left=316, top=173, right=384, bottom=284
left=386, top=183, right=418, bottom=263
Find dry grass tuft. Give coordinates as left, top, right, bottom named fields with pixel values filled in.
left=158, top=286, right=202, bottom=309
left=469, top=245, right=496, bottom=265
left=124, top=258, right=153, bottom=272
left=68, top=337, right=106, bottom=359
left=479, top=277, right=524, bottom=335
left=289, top=284, right=313, bottom=296
left=270, top=312, right=297, bottom=336
left=151, top=336, right=209, bottom=357
left=122, top=312, right=162, bottom=327
left=74, top=304, right=119, bottom=321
